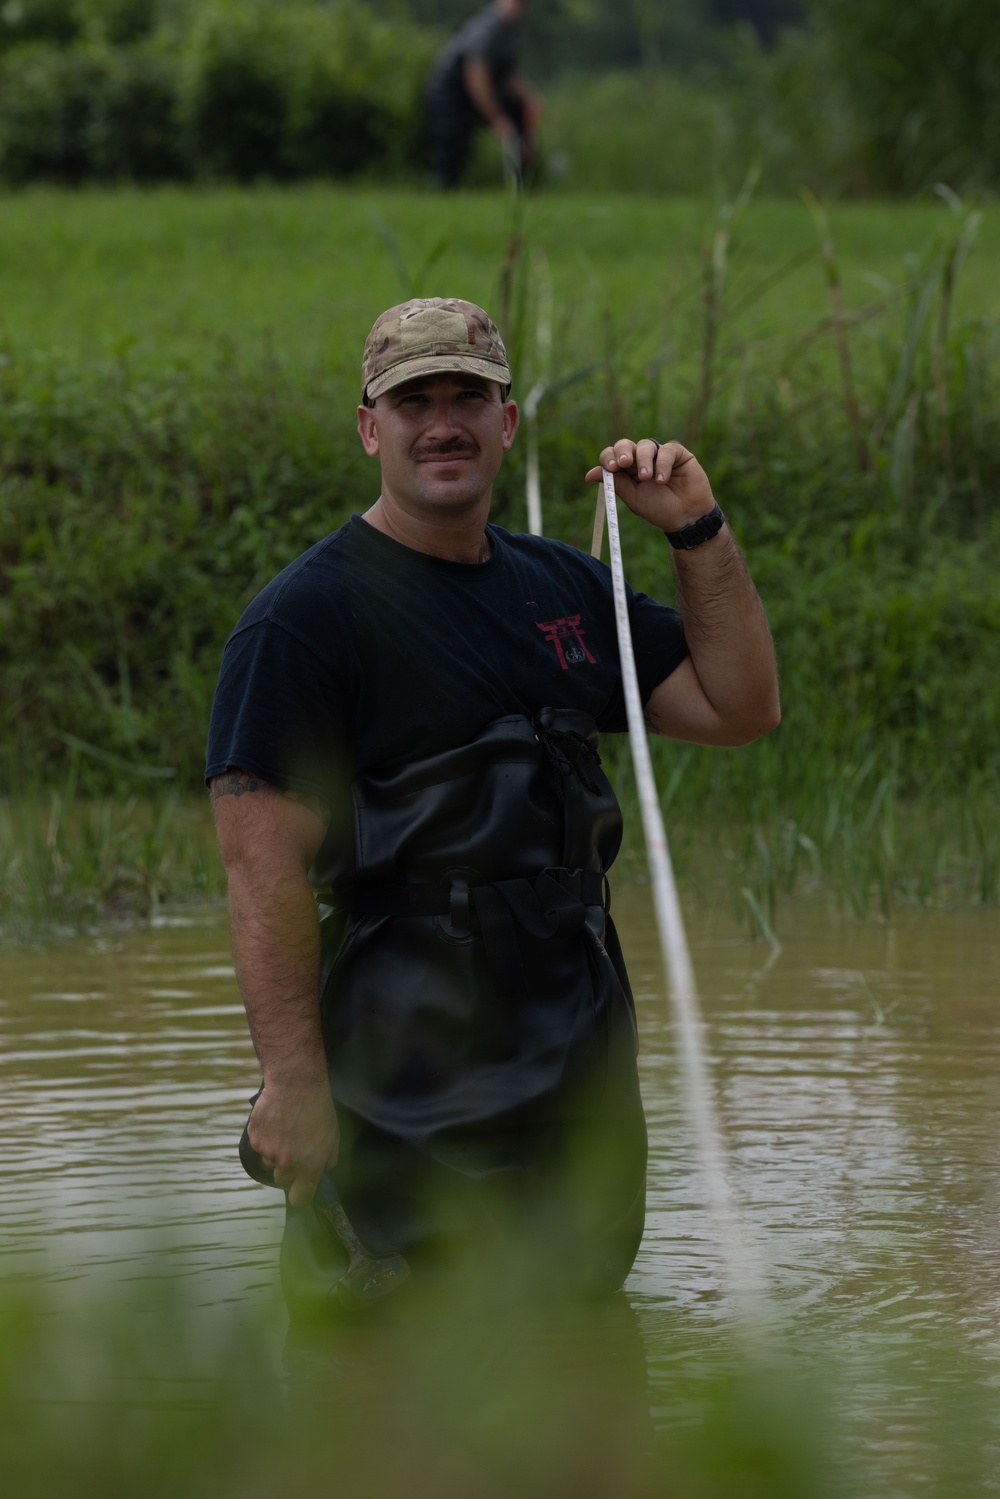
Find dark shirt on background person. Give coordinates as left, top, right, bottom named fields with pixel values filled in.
left=428, top=5, right=520, bottom=111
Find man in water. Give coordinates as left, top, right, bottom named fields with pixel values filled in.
left=425, top=0, right=542, bottom=188
left=206, top=297, right=779, bottom=1315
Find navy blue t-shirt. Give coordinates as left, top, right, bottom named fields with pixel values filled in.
left=205, top=515, right=689, bottom=802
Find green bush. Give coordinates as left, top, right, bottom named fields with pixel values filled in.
left=0, top=43, right=100, bottom=183
left=285, top=2, right=434, bottom=178
left=73, top=0, right=161, bottom=45
left=812, top=0, right=1000, bottom=194
left=0, top=347, right=361, bottom=782
left=542, top=4, right=1000, bottom=199
left=176, top=1, right=295, bottom=181
left=0, top=39, right=186, bottom=183
left=737, top=0, right=1000, bottom=196
left=86, top=40, right=185, bottom=178
left=0, top=1, right=433, bottom=185
left=0, top=0, right=78, bottom=49
left=0, top=0, right=162, bottom=49
left=178, top=0, right=433, bottom=182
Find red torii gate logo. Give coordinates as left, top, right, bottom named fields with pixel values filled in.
left=536, top=615, right=596, bottom=670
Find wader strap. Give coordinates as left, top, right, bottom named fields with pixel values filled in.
left=344, top=884, right=451, bottom=918
left=471, top=884, right=527, bottom=1001
left=344, top=868, right=606, bottom=1001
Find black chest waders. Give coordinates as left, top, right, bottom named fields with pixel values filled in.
left=279, top=709, right=647, bottom=1317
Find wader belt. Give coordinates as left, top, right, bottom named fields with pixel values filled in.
left=341, top=867, right=607, bottom=1003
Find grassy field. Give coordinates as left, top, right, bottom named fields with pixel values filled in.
left=1, top=184, right=998, bottom=930
left=2, top=186, right=999, bottom=369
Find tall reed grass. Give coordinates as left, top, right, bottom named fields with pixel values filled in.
left=3, top=770, right=995, bottom=939
left=612, top=747, right=1000, bottom=932
left=0, top=791, right=224, bottom=939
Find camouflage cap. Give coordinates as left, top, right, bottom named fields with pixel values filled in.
left=361, top=297, right=511, bottom=403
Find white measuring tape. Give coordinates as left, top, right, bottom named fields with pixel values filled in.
left=600, top=469, right=764, bottom=1310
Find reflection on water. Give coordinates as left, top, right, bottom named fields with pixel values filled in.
left=0, top=913, right=274, bottom=1309
left=2, top=890, right=1000, bottom=1488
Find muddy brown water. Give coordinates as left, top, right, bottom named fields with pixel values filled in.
left=2, top=889, right=1000, bottom=1486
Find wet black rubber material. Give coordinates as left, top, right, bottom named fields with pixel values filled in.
left=243, top=710, right=648, bottom=1319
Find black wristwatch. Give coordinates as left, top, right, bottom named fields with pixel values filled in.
left=664, top=502, right=726, bottom=550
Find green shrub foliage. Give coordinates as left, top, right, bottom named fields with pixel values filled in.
left=0, top=40, right=185, bottom=183
left=0, top=0, right=79, bottom=49
left=178, top=0, right=433, bottom=182
left=811, top=0, right=1000, bottom=194
left=0, top=1, right=434, bottom=184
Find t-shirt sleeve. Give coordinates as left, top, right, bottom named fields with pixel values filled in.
left=630, top=588, right=689, bottom=704
left=597, top=585, right=689, bottom=734
left=204, top=620, right=352, bottom=802
left=464, top=12, right=509, bottom=66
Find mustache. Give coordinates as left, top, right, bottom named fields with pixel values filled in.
left=414, top=438, right=479, bottom=459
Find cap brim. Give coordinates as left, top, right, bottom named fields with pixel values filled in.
left=366, top=353, right=512, bottom=401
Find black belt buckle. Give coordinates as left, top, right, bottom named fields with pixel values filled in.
left=435, top=867, right=476, bottom=941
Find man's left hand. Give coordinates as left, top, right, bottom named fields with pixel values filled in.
left=585, top=439, right=715, bottom=533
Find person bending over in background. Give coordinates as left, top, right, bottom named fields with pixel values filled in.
left=425, top=0, right=543, bottom=188
left=206, top=296, right=780, bottom=1320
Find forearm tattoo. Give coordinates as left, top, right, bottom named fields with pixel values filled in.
left=209, top=770, right=332, bottom=829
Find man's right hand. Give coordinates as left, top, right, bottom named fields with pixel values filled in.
left=211, top=768, right=338, bottom=1210
left=247, top=1077, right=340, bottom=1208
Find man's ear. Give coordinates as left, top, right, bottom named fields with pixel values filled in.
left=357, top=404, right=379, bottom=456
left=502, top=399, right=519, bottom=451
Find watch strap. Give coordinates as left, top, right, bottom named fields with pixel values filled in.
left=664, top=501, right=726, bottom=551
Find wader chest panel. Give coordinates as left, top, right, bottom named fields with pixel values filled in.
left=315, top=710, right=640, bottom=1143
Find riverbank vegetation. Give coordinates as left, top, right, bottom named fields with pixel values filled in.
left=4, top=774, right=996, bottom=941
left=0, top=792, right=224, bottom=939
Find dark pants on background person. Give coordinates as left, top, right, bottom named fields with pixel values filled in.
left=427, top=87, right=528, bottom=189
